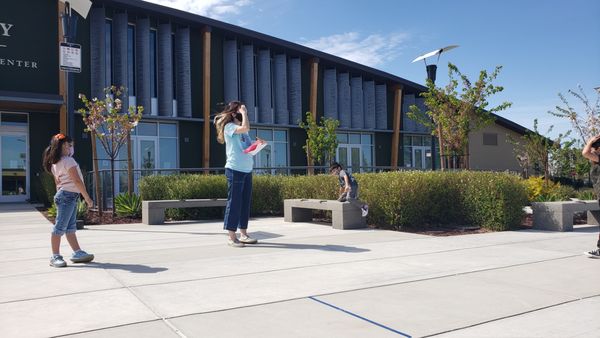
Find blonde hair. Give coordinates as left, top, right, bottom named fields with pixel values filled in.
left=214, top=101, right=242, bottom=144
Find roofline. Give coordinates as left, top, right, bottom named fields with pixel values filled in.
left=491, top=113, right=531, bottom=136
left=93, top=1, right=531, bottom=136
left=95, top=0, right=427, bottom=92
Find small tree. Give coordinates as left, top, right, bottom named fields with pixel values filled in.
left=299, top=112, right=339, bottom=174
left=408, top=63, right=511, bottom=169
left=78, top=86, right=143, bottom=217
left=508, top=119, right=567, bottom=183
left=549, top=85, right=600, bottom=144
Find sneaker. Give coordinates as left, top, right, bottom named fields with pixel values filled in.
left=239, top=235, right=258, bottom=244
left=361, top=204, right=369, bottom=217
left=228, top=238, right=245, bottom=247
left=584, top=248, right=600, bottom=258
left=50, top=255, right=67, bottom=268
left=70, top=250, right=94, bottom=263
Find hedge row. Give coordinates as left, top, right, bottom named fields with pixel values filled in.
left=139, top=171, right=528, bottom=231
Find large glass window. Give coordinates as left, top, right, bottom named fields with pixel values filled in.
left=97, top=122, right=179, bottom=197
left=127, top=24, right=136, bottom=96
left=336, top=132, right=373, bottom=173
left=248, top=128, right=288, bottom=174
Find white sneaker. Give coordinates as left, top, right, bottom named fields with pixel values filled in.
left=239, top=235, right=258, bottom=244
left=228, top=239, right=245, bottom=247
left=361, top=205, right=369, bottom=217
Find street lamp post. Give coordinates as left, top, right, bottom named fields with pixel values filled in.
left=412, top=45, right=459, bottom=170
left=61, top=2, right=78, bottom=138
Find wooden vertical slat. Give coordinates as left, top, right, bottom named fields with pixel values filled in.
left=202, top=26, right=211, bottom=172
left=391, top=85, right=403, bottom=169
left=309, top=58, right=319, bottom=121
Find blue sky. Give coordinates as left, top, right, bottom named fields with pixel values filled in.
left=146, top=0, right=600, bottom=139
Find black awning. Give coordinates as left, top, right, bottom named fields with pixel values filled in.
left=0, top=90, right=64, bottom=106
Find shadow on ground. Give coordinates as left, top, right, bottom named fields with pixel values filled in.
left=70, top=262, right=168, bottom=274
left=250, top=242, right=370, bottom=253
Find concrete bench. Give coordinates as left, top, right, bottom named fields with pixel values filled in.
left=283, top=199, right=366, bottom=230
left=142, top=199, right=227, bottom=225
left=532, top=200, right=600, bottom=231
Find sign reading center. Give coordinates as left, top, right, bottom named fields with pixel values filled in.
left=59, top=42, right=81, bottom=73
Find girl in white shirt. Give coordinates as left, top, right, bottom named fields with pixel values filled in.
left=42, top=134, right=94, bottom=267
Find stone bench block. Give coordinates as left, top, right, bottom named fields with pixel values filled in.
left=142, top=199, right=227, bottom=225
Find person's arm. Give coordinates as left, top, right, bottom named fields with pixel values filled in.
left=341, top=171, right=351, bottom=192
left=582, top=135, right=600, bottom=163
left=67, top=166, right=93, bottom=208
left=233, top=105, right=250, bottom=134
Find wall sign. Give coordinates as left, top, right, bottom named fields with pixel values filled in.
left=0, top=0, right=59, bottom=94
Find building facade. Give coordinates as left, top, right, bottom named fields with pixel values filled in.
left=0, top=0, right=528, bottom=203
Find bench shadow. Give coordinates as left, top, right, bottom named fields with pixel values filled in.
left=70, top=262, right=168, bottom=274
left=250, top=242, right=370, bottom=253
left=572, top=225, right=600, bottom=233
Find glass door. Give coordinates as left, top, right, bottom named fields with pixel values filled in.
left=337, top=145, right=362, bottom=173
left=412, top=146, right=432, bottom=170
left=137, top=137, right=157, bottom=177
left=0, top=131, right=28, bottom=203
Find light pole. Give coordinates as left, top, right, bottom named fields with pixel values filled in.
left=61, top=2, right=78, bottom=138
left=412, top=45, right=459, bottom=170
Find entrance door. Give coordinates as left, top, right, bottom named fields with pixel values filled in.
left=412, top=146, right=432, bottom=170
left=136, top=137, right=157, bottom=177
left=0, top=115, right=29, bottom=203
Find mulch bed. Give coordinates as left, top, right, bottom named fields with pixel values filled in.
left=36, top=208, right=141, bottom=226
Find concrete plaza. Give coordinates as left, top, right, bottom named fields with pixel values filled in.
left=0, top=203, right=598, bottom=338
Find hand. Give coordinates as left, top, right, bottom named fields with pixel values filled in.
left=85, top=197, right=93, bottom=209
left=238, top=105, right=248, bottom=115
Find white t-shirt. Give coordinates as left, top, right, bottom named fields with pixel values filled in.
left=51, top=156, right=84, bottom=193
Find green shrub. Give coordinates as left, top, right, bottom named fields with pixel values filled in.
left=39, top=172, right=57, bottom=207
left=139, top=171, right=528, bottom=231
left=76, top=199, right=88, bottom=219
left=47, top=202, right=57, bottom=218
left=575, top=189, right=596, bottom=200
left=524, top=176, right=576, bottom=202
left=114, top=193, right=142, bottom=218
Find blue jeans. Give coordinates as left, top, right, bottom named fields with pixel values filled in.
left=52, top=189, right=79, bottom=236
left=224, top=168, right=252, bottom=231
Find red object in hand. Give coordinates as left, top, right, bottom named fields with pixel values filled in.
left=243, top=141, right=259, bottom=154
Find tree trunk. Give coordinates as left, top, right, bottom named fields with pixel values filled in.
left=465, top=138, right=470, bottom=170
left=127, top=133, right=133, bottom=195
left=437, top=127, right=445, bottom=171
left=110, top=133, right=116, bottom=218
left=307, top=152, right=315, bottom=175
left=544, top=152, right=549, bottom=184
left=110, top=157, right=115, bottom=218
left=90, top=131, right=102, bottom=217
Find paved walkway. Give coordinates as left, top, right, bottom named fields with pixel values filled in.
left=0, top=203, right=598, bottom=338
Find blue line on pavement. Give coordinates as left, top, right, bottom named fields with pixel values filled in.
left=308, top=296, right=412, bottom=338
